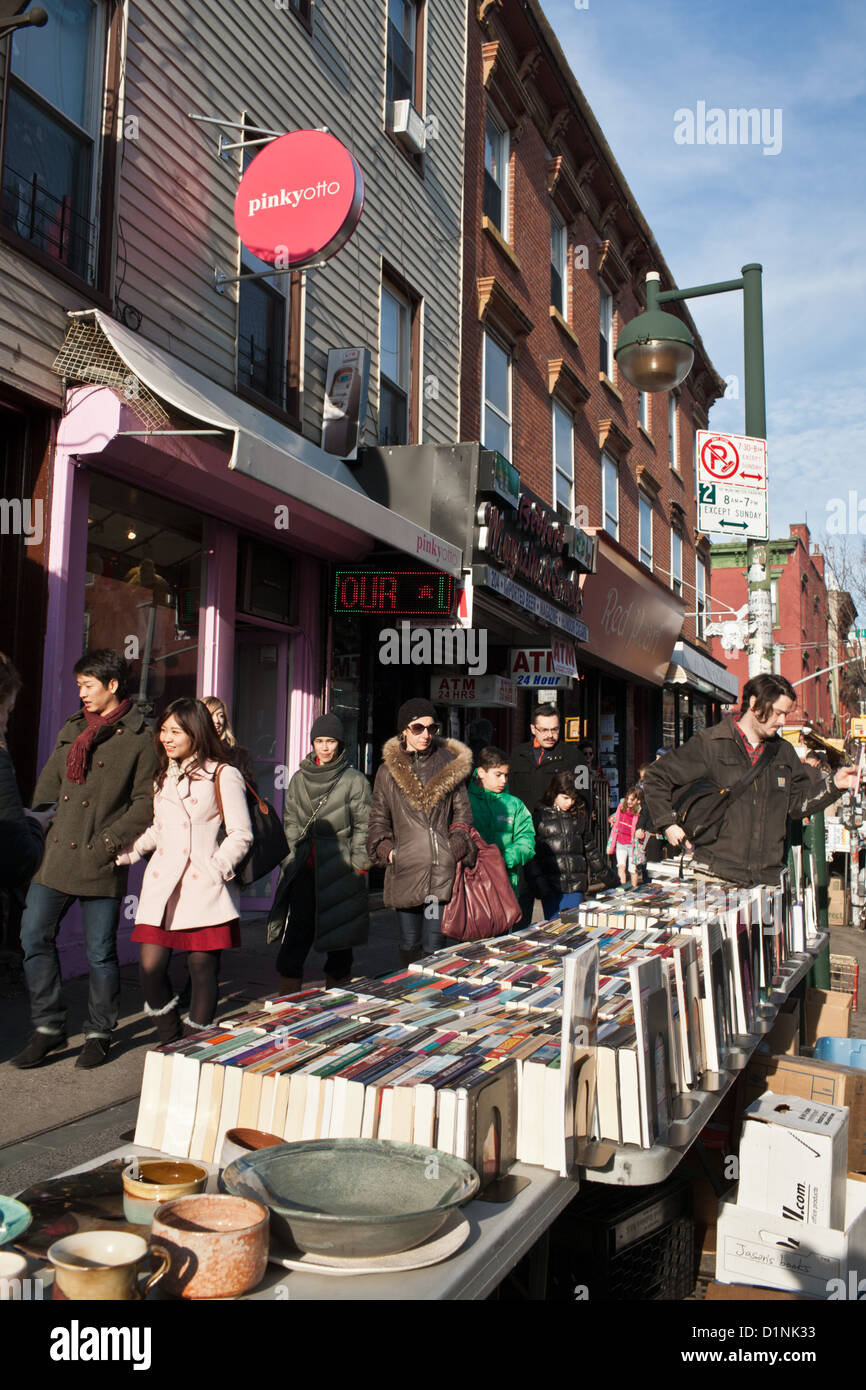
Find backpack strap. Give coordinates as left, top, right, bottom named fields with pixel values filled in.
left=725, top=736, right=782, bottom=803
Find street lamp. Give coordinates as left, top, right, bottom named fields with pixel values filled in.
left=615, top=264, right=771, bottom=675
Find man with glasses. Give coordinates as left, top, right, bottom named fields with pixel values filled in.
left=509, top=703, right=590, bottom=926
left=367, top=698, right=475, bottom=965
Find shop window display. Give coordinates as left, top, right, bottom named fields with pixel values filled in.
left=83, top=478, right=203, bottom=717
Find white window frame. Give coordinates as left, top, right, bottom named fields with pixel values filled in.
left=602, top=452, right=619, bottom=540
left=482, top=330, right=512, bottom=461
left=386, top=0, right=418, bottom=109
left=638, top=492, right=653, bottom=569
left=599, top=286, right=614, bottom=378
left=484, top=107, right=510, bottom=240
left=668, top=391, right=679, bottom=469
left=638, top=390, right=649, bottom=431
left=379, top=279, right=413, bottom=446
left=550, top=213, right=567, bottom=316
left=552, top=400, right=574, bottom=523
left=670, top=527, right=683, bottom=596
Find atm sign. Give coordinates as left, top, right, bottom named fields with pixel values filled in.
left=333, top=569, right=455, bottom=616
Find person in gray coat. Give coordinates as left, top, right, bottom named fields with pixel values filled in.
left=267, top=714, right=371, bottom=993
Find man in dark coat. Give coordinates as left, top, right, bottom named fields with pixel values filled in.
left=12, top=650, right=158, bottom=1071
left=642, top=674, right=857, bottom=887
left=509, top=703, right=590, bottom=925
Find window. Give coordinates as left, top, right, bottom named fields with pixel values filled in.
left=552, top=401, right=574, bottom=523
left=668, top=392, right=679, bottom=469
left=602, top=453, right=619, bottom=539
left=287, top=0, right=312, bottom=23
left=599, top=287, right=614, bottom=378
left=638, top=390, right=649, bottom=431
left=1, top=0, right=107, bottom=285
left=550, top=215, right=567, bottom=315
left=638, top=493, right=653, bottom=569
left=379, top=282, right=412, bottom=445
left=696, top=555, right=708, bottom=639
left=482, top=331, right=511, bottom=460
left=386, top=0, right=418, bottom=107
left=670, top=528, right=683, bottom=595
left=237, top=142, right=295, bottom=417
left=483, top=109, right=509, bottom=237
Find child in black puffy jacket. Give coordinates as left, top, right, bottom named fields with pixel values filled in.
left=528, top=772, right=603, bottom=920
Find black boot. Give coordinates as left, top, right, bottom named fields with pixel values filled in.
left=144, top=994, right=183, bottom=1046
left=10, top=1028, right=67, bottom=1069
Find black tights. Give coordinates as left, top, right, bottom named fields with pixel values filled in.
left=139, top=944, right=221, bottom=1026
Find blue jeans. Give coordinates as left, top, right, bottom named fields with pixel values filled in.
left=20, top=882, right=121, bottom=1038
left=397, top=901, right=444, bottom=956
left=541, top=890, right=584, bottom=920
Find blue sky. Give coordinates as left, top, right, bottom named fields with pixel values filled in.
left=544, top=0, right=866, bottom=544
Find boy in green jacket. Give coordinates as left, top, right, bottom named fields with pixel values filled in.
left=467, top=746, right=535, bottom=891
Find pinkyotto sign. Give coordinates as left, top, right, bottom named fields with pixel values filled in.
left=234, top=129, right=364, bottom=268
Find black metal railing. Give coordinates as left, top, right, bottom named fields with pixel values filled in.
left=1, top=163, right=97, bottom=283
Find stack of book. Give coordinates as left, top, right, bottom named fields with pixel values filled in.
left=133, top=868, right=810, bottom=1175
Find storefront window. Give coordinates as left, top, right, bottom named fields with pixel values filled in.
left=329, top=613, right=363, bottom=772
left=692, top=697, right=708, bottom=733
left=84, top=476, right=203, bottom=716
left=678, top=690, right=693, bottom=746
left=662, top=688, right=676, bottom=748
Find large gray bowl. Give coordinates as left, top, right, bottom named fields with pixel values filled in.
left=222, top=1140, right=480, bottom=1258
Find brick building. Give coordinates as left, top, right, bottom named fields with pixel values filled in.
left=710, top=524, right=836, bottom=733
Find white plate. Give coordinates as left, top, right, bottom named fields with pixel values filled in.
left=267, top=1209, right=470, bottom=1276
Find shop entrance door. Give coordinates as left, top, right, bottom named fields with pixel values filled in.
left=233, top=628, right=290, bottom=910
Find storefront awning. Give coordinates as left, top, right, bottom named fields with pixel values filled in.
left=667, top=640, right=739, bottom=702
left=53, top=311, right=462, bottom=578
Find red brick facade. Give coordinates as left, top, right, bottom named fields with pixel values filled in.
left=461, top=0, right=725, bottom=653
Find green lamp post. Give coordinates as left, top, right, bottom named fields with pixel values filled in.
left=615, top=265, right=771, bottom=674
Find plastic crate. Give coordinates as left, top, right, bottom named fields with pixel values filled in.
left=547, top=1178, right=695, bottom=1301
left=830, top=953, right=859, bottom=1010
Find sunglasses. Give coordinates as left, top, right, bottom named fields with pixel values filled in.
left=407, top=721, right=440, bottom=736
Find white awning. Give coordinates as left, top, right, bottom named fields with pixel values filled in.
left=58, top=310, right=462, bottom=577
left=667, top=640, right=739, bottom=702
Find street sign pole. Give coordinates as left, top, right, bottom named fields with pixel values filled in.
left=741, top=264, right=772, bottom=678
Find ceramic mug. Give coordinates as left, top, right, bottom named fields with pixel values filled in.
left=151, top=1194, right=269, bottom=1300
left=48, top=1231, right=170, bottom=1301
left=122, top=1159, right=209, bottom=1226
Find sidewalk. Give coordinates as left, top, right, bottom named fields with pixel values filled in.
left=0, top=907, right=402, bottom=1192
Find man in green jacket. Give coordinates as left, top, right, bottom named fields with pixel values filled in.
left=12, top=650, right=158, bottom=1071
left=467, top=746, right=535, bottom=892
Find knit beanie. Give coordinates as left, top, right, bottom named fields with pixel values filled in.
left=397, top=697, right=437, bottom=731
left=310, top=712, right=345, bottom=743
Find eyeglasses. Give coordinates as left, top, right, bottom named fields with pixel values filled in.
left=407, top=721, right=440, bottom=736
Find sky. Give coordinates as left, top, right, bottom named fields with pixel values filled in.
left=543, top=0, right=866, bottom=548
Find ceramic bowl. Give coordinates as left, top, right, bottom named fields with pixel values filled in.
left=122, top=1160, right=209, bottom=1226
left=219, top=1127, right=285, bottom=1174
left=150, top=1194, right=269, bottom=1300
left=222, top=1139, right=480, bottom=1258
left=0, top=1196, right=31, bottom=1248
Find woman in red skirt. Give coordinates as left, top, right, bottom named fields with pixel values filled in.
left=116, top=698, right=252, bottom=1043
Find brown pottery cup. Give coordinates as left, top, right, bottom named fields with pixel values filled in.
left=150, top=1193, right=269, bottom=1299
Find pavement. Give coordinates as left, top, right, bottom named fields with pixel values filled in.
left=0, top=907, right=402, bottom=1195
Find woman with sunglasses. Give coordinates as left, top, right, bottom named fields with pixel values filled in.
left=367, top=698, right=475, bottom=965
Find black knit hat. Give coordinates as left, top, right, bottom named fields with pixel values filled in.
left=310, top=712, right=345, bottom=743
left=397, top=697, right=436, bottom=732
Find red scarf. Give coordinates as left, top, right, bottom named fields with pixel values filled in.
left=65, top=699, right=133, bottom=784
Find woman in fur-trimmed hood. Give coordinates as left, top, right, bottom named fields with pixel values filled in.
left=366, top=698, right=475, bottom=964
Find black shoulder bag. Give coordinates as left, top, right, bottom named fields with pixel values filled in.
left=670, top=737, right=782, bottom=848
left=215, top=767, right=289, bottom=888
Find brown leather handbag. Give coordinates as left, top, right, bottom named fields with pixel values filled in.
left=440, top=825, right=522, bottom=941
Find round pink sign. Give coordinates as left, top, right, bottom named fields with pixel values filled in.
left=234, top=129, right=364, bottom=269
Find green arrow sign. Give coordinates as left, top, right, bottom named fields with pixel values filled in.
left=719, top=520, right=748, bottom=530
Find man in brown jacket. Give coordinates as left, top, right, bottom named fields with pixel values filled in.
left=12, top=650, right=158, bottom=1070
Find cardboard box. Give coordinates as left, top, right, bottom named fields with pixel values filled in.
left=716, top=1179, right=866, bottom=1296
left=758, top=998, right=800, bottom=1057
left=744, top=1052, right=866, bottom=1174
left=737, top=1093, right=849, bottom=1229
left=706, top=1281, right=818, bottom=1302
left=804, top=988, right=852, bottom=1048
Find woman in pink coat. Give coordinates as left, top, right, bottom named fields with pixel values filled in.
left=116, top=698, right=252, bottom=1042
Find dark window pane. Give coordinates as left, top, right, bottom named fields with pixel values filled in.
left=238, top=277, right=287, bottom=409
left=2, top=85, right=95, bottom=281
left=483, top=171, right=502, bottom=229
left=551, top=264, right=563, bottom=313
left=386, top=20, right=414, bottom=106
left=379, top=377, right=408, bottom=445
